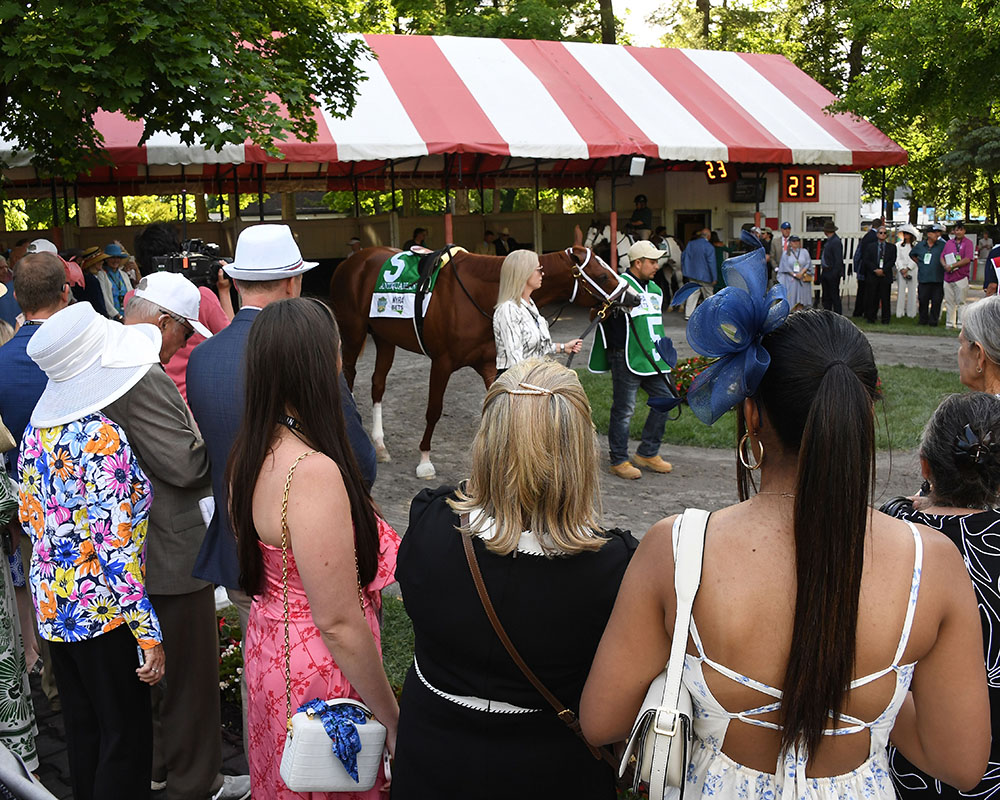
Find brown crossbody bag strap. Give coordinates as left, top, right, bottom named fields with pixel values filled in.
left=460, top=525, right=615, bottom=768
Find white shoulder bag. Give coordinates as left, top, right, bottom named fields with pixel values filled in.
left=619, top=508, right=708, bottom=799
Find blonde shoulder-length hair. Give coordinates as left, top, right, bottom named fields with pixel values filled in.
left=449, top=358, right=605, bottom=556
left=495, top=249, right=539, bottom=308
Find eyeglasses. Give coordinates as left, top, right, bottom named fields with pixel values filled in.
left=877, top=230, right=887, bottom=235
left=161, top=309, right=195, bottom=341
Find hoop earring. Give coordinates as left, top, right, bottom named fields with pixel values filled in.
left=738, top=433, right=764, bottom=471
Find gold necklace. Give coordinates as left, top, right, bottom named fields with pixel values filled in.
left=756, top=491, right=795, bottom=499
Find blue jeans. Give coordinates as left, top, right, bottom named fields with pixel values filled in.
left=608, top=349, right=672, bottom=465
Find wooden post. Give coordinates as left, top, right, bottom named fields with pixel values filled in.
left=444, top=212, right=454, bottom=244
left=454, top=189, right=470, bottom=215
left=194, top=193, right=209, bottom=223
left=78, top=197, right=98, bottom=228
left=402, top=189, right=414, bottom=217
left=280, top=192, right=297, bottom=221
left=115, top=196, right=125, bottom=226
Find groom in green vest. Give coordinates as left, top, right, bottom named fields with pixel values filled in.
left=589, top=240, right=675, bottom=480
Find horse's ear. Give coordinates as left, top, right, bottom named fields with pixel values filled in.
left=573, top=224, right=583, bottom=247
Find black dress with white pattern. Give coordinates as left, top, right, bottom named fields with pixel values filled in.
left=888, top=508, right=1000, bottom=800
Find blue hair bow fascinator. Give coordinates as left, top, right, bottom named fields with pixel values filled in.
left=652, top=232, right=788, bottom=424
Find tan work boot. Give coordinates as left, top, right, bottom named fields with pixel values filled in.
left=633, top=453, right=673, bottom=473
left=609, top=461, right=641, bottom=480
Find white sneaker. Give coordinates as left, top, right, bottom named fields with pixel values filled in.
left=211, top=775, right=251, bottom=800
left=151, top=780, right=167, bottom=791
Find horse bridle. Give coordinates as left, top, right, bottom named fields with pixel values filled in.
left=563, top=247, right=630, bottom=320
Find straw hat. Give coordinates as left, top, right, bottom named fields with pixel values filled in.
left=223, top=224, right=317, bottom=281
left=27, top=303, right=161, bottom=427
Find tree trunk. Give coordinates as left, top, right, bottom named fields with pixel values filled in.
left=599, top=0, right=615, bottom=44
left=965, top=179, right=972, bottom=222
left=988, top=174, right=998, bottom=224
left=696, top=0, right=711, bottom=39
left=909, top=195, right=918, bottom=225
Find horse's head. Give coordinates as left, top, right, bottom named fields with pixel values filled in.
left=584, top=221, right=602, bottom=249
left=565, top=246, right=641, bottom=310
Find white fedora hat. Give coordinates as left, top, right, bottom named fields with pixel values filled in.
left=223, top=224, right=317, bottom=281
left=898, top=223, right=920, bottom=240
left=28, top=302, right=161, bottom=427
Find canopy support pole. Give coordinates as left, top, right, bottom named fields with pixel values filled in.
left=73, top=183, right=79, bottom=226
left=444, top=154, right=453, bottom=245
left=533, top=159, right=543, bottom=252
left=257, top=165, right=265, bottom=222
left=50, top=180, right=59, bottom=228
left=609, top=158, right=618, bottom=261
left=754, top=167, right=762, bottom=228
left=389, top=160, right=400, bottom=248
left=881, top=168, right=888, bottom=222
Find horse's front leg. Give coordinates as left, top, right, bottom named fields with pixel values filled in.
left=416, top=357, right=454, bottom=479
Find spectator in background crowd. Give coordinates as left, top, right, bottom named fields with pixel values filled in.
left=710, top=230, right=729, bottom=294
left=495, top=227, right=518, bottom=256
left=819, top=221, right=843, bottom=314
left=977, top=228, right=994, bottom=275
left=771, top=221, right=793, bottom=273
left=942, top=220, right=974, bottom=329
left=759, top=228, right=775, bottom=285
left=895, top=224, right=919, bottom=318
left=680, top=228, right=717, bottom=320
left=403, top=227, right=428, bottom=251
left=347, top=236, right=362, bottom=256
left=852, top=218, right=881, bottom=318
left=985, top=236, right=1000, bottom=296
left=777, top=234, right=813, bottom=311
left=476, top=230, right=496, bottom=255
left=913, top=223, right=947, bottom=326
left=957, top=295, right=1000, bottom=396
left=68, top=247, right=110, bottom=317
left=862, top=223, right=896, bottom=324
left=93, top=242, right=133, bottom=321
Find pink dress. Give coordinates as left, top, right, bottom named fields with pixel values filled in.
left=244, top=517, right=400, bottom=799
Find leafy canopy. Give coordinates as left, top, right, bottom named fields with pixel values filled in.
left=0, top=0, right=368, bottom=178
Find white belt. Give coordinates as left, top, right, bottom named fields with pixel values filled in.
left=413, top=656, right=541, bottom=715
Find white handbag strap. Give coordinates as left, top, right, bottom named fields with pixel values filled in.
left=647, top=508, right=709, bottom=798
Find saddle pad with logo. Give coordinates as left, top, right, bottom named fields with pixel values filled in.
left=370, top=247, right=469, bottom=319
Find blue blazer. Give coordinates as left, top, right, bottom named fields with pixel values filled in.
left=0, top=324, right=46, bottom=473
left=186, top=307, right=377, bottom=589
left=681, top=237, right=717, bottom=284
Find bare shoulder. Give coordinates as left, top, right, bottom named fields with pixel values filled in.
left=284, top=449, right=347, bottom=501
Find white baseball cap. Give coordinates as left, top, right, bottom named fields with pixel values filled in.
left=224, top=224, right=317, bottom=281
left=26, top=239, right=58, bottom=255
left=628, top=240, right=665, bottom=262
left=134, top=272, right=212, bottom=339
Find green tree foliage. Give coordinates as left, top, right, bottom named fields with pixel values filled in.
left=0, top=0, right=369, bottom=178
left=391, top=0, right=605, bottom=41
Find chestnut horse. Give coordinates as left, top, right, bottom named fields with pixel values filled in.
left=330, top=244, right=638, bottom=478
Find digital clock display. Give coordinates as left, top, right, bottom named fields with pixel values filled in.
left=704, top=160, right=730, bottom=184
left=781, top=170, right=820, bottom=202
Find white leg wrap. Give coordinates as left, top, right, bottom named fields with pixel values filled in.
left=372, top=403, right=391, bottom=463
left=415, top=451, right=436, bottom=479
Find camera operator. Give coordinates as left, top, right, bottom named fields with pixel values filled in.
left=132, top=224, right=233, bottom=402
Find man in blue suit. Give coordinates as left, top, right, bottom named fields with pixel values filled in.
left=186, top=225, right=376, bottom=631
left=0, top=253, right=71, bottom=473
left=680, top=228, right=717, bottom=319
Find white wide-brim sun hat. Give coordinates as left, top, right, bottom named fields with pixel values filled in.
left=223, top=224, right=318, bottom=281
left=27, top=302, right=162, bottom=428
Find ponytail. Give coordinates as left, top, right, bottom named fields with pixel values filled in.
left=753, top=310, right=879, bottom=755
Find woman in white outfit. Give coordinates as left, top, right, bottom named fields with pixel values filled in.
left=581, top=309, right=989, bottom=799
left=776, top=235, right=813, bottom=310
left=895, top=224, right=919, bottom=318
left=492, top=250, right=582, bottom=376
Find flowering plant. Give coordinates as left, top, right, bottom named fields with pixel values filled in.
left=218, top=608, right=243, bottom=709
left=673, top=356, right=716, bottom=400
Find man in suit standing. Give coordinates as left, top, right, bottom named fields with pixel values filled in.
left=820, top=221, right=844, bottom=314
left=186, top=225, right=376, bottom=737
left=862, top=223, right=896, bottom=324
left=104, top=272, right=250, bottom=800
left=852, top=218, right=881, bottom=318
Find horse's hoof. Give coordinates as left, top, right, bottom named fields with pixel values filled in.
left=415, top=461, right=436, bottom=480
left=375, top=445, right=392, bottom=463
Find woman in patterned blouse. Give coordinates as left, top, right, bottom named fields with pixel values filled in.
left=492, top=250, right=582, bottom=375
left=18, top=301, right=164, bottom=800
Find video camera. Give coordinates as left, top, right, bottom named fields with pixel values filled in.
left=151, top=239, right=230, bottom=289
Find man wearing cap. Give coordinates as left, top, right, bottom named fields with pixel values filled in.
left=942, top=220, right=974, bottom=328
left=93, top=242, right=133, bottom=321
left=852, top=219, right=881, bottom=318
left=911, top=224, right=946, bottom=325
left=771, top=222, right=792, bottom=284
left=819, top=221, right=844, bottom=314
left=679, top=228, right=717, bottom=320
left=626, top=194, right=653, bottom=240
left=185, top=225, right=375, bottom=732
left=347, top=237, right=362, bottom=256
left=861, top=223, right=896, bottom=324
left=102, top=272, right=250, bottom=800
left=590, top=239, right=674, bottom=480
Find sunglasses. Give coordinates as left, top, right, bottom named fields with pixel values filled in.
left=161, top=309, right=195, bottom=341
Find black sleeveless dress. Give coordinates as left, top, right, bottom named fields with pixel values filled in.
left=390, top=487, right=637, bottom=800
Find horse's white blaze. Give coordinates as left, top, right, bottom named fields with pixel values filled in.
left=416, top=451, right=435, bottom=479
left=372, top=403, right=391, bottom=463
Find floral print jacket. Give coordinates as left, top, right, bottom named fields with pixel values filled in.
left=18, top=414, right=161, bottom=649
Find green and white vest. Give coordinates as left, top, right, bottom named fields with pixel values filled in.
left=588, top=272, right=668, bottom=376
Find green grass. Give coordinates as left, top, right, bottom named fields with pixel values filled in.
left=382, top=595, right=415, bottom=696
left=848, top=313, right=960, bottom=337
left=577, top=364, right=964, bottom=451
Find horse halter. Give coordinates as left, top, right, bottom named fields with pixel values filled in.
left=563, top=247, right=630, bottom=318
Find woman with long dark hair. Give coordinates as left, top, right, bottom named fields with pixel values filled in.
left=227, top=298, right=399, bottom=799
left=881, top=392, right=1000, bottom=800
left=581, top=247, right=989, bottom=798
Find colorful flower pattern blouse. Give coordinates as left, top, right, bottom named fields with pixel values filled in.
left=17, top=414, right=161, bottom=649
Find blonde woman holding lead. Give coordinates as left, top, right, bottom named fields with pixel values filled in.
left=492, top=250, right=582, bottom=375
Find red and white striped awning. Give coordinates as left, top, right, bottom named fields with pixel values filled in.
left=1, top=34, right=905, bottom=192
